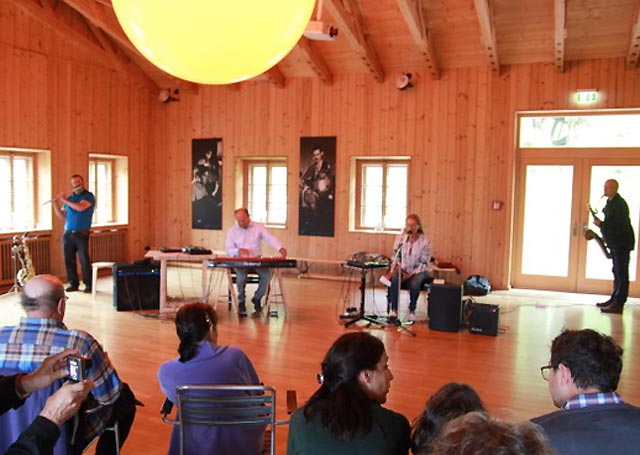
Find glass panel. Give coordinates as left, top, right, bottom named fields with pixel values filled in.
left=0, top=156, right=11, bottom=231
left=585, top=166, right=640, bottom=281
left=12, top=157, right=34, bottom=230
left=521, top=165, right=573, bottom=276
left=361, top=165, right=383, bottom=227
left=268, top=165, right=287, bottom=225
left=520, top=114, right=640, bottom=148
left=385, top=164, right=408, bottom=229
left=248, top=165, right=267, bottom=223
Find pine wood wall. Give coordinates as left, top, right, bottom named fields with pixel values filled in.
left=0, top=4, right=153, bottom=278
left=149, top=59, right=640, bottom=289
left=3, top=3, right=640, bottom=289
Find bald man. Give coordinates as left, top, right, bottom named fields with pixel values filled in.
left=593, top=179, right=635, bottom=314
left=0, top=275, right=136, bottom=455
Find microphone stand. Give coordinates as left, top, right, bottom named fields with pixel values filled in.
left=388, top=233, right=416, bottom=336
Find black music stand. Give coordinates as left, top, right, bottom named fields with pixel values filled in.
left=343, top=261, right=386, bottom=327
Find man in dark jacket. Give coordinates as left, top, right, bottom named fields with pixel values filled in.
left=532, top=329, right=640, bottom=455
left=593, top=179, right=635, bottom=314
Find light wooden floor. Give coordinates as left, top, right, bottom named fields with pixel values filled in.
left=1, top=269, right=639, bottom=455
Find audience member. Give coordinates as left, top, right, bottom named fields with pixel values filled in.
left=382, top=213, right=432, bottom=321
left=225, top=208, right=287, bottom=317
left=411, top=382, right=485, bottom=454
left=158, top=303, right=263, bottom=455
left=287, top=332, right=410, bottom=454
left=431, top=411, right=554, bottom=455
left=1, top=350, right=94, bottom=454
left=0, top=275, right=136, bottom=455
left=531, top=328, right=640, bottom=455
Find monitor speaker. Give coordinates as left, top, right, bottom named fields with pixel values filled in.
left=428, top=284, right=462, bottom=332
left=468, top=303, right=499, bottom=336
left=113, top=262, right=160, bottom=311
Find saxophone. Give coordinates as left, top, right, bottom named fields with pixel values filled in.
left=12, top=233, right=35, bottom=286
left=584, top=205, right=612, bottom=259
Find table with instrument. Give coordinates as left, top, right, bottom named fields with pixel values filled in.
left=144, top=250, right=219, bottom=311
left=210, top=257, right=297, bottom=320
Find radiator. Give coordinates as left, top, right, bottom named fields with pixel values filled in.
left=89, top=229, right=127, bottom=263
left=0, top=236, right=51, bottom=285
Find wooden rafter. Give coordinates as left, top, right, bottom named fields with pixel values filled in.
left=296, top=38, right=334, bottom=86
left=554, top=0, right=566, bottom=73
left=61, top=0, right=198, bottom=93
left=626, top=1, right=640, bottom=69
left=395, top=0, right=440, bottom=79
left=265, top=66, right=286, bottom=89
left=473, top=0, right=500, bottom=75
left=323, top=0, right=385, bottom=83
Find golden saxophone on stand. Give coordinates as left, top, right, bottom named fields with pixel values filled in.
left=11, top=233, right=36, bottom=286
left=584, top=204, right=612, bottom=259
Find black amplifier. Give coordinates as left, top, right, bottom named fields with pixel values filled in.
left=113, top=262, right=160, bottom=311
left=468, top=303, right=500, bottom=336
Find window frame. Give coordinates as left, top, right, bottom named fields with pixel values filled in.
left=0, top=149, right=43, bottom=234
left=353, top=157, right=410, bottom=233
left=242, top=158, right=288, bottom=228
left=88, top=156, right=116, bottom=225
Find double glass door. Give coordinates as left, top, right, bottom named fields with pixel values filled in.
left=512, top=153, right=640, bottom=295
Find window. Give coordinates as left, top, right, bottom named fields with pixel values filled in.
left=88, top=154, right=128, bottom=226
left=0, top=148, right=51, bottom=234
left=244, top=160, right=287, bottom=226
left=353, top=158, right=409, bottom=231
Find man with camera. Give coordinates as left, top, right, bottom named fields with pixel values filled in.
left=0, top=275, right=136, bottom=454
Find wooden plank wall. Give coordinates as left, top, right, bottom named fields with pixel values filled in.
left=148, top=59, right=640, bottom=290
left=0, top=4, right=153, bottom=277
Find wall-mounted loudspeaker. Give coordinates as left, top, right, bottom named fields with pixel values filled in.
left=428, top=284, right=462, bottom=332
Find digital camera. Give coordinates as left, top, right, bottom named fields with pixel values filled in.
left=67, top=355, right=92, bottom=382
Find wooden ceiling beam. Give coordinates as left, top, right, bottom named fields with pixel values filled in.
left=395, top=0, right=440, bottom=79
left=86, top=20, right=159, bottom=93
left=473, top=0, right=500, bottom=75
left=554, top=0, right=566, bottom=73
left=61, top=0, right=199, bottom=94
left=626, top=1, right=640, bottom=69
left=296, top=37, right=334, bottom=85
left=265, top=66, right=286, bottom=89
left=323, top=0, right=385, bottom=83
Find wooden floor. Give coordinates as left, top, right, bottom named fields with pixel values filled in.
left=1, top=268, right=639, bottom=455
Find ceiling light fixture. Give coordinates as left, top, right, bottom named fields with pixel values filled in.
left=112, top=0, right=316, bottom=85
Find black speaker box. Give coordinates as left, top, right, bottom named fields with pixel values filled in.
left=428, top=284, right=462, bottom=332
left=113, top=262, right=160, bottom=311
left=468, top=303, right=499, bottom=336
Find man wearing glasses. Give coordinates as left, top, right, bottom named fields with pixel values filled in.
left=532, top=329, right=640, bottom=455
left=0, top=275, right=136, bottom=454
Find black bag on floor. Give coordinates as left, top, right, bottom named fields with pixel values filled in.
left=463, top=275, right=491, bottom=296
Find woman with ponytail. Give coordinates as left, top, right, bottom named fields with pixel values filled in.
left=157, top=303, right=262, bottom=455
left=287, top=332, right=410, bottom=454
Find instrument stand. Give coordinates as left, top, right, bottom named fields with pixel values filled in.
left=1, top=245, right=21, bottom=298
left=343, top=268, right=385, bottom=328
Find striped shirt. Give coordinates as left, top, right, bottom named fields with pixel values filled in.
left=0, top=317, right=122, bottom=444
left=564, top=392, right=624, bottom=410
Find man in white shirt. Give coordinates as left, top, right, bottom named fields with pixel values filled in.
left=225, top=208, right=287, bottom=317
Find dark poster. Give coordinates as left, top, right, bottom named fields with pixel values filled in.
left=191, top=138, right=222, bottom=230
left=299, top=136, right=336, bottom=237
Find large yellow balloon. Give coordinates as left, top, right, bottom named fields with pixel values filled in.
left=112, top=0, right=316, bottom=85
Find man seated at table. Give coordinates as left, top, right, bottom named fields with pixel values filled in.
left=225, top=208, right=287, bottom=318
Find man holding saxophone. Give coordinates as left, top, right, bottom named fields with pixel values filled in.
left=593, top=179, right=635, bottom=314
left=52, top=175, right=95, bottom=293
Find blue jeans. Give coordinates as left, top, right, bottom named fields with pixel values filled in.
left=387, top=271, right=430, bottom=312
left=235, top=268, right=270, bottom=309
left=62, top=231, right=92, bottom=288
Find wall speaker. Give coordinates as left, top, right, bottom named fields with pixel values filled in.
left=468, top=303, right=499, bottom=336
left=428, top=284, right=462, bottom=332
left=113, top=262, right=160, bottom=311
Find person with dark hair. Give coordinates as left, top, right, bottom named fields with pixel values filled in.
left=592, top=179, right=635, bottom=314
left=431, top=412, right=554, bottom=455
left=0, top=274, right=136, bottom=455
left=225, top=208, right=287, bottom=317
left=411, top=383, right=485, bottom=455
left=287, top=332, right=410, bottom=454
left=157, top=303, right=263, bottom=455
left=1, top=350, right=94, bottom=455
left=531, top=328, right=640, bottom=455
left=52, top=174, right=95, bottom=293
left=381, top=213, right=432, bottom=321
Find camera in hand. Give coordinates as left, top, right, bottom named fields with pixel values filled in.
left=67, top=355, right=92, bottom=382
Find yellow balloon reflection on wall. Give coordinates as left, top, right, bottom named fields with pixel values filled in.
left=112, top=0, right=316, bottom=85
